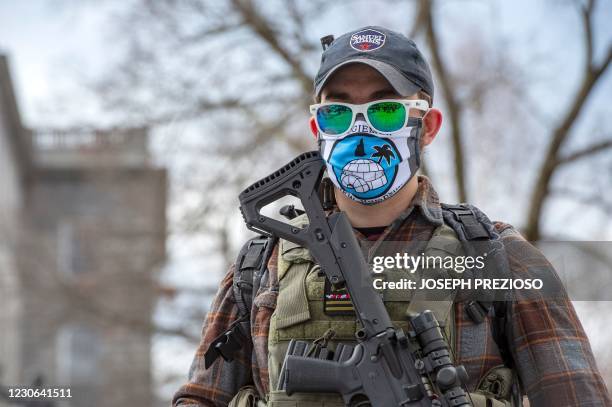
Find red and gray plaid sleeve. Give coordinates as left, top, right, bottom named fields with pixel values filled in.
left=502, top=230, right=611, bottom=405
left=172, top=265, right=253, bottom=407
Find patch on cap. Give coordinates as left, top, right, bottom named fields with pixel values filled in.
left=349, top=28, right=386, bottom=52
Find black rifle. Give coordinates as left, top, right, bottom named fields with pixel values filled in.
left=239, top=151, right=471, bottom=407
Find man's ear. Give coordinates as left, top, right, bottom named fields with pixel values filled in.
left=421, top=108, right=442, bottom=147
left=309, top=116, right=319, bottom=140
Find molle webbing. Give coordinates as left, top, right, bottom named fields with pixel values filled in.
left=275, top=261, right=311, bottom=329
left=268, top=215, right=464, bottom=394
left=274, top=215, right=315, bottom=329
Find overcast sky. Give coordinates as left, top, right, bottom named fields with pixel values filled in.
left=2, top=0, right=611, bottom=127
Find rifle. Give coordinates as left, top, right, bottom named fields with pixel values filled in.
left=239, top=151, right=471, bottom=407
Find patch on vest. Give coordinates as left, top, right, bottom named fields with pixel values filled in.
left=324, top=279, right=355, bottom=316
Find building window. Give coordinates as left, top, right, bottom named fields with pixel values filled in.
left=56, top=324, right=101, bottom=405
left=57, top=221, right=87, bottom=276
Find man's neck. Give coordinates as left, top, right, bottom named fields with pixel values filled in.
left=334, top=176, right=419, bottom=228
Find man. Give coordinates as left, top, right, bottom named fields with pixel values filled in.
left=173, top=27, right=610, bottom=407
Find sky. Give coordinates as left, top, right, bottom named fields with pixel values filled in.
left=2, top=0, right=611, bottom=126
left=0, top=1, right=126, bottom=125
left=1, top=0, right=611, bottom=401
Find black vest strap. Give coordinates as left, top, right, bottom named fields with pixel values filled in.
left=204, top=236, right=275, bottom=368
left=441, top=204, right=491, bottom=240
left=441, top=203, right=514, bottom=369
left=204, top=314, right=249, bottom=368
left=234, top=238, right=270, bottom=316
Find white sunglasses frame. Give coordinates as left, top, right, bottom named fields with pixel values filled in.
left=309, top=99, right=430, bottom=138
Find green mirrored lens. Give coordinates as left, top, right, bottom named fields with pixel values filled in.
left=367, top=102, right=406, bottom=132
left=317, top=105, right=353, bottom=135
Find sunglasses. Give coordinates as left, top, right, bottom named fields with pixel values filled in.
left=310, top=99, right=429, bottom=138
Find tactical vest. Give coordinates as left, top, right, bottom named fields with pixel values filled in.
left=259, top=214, right=516, bottom=407
left=209, top=204, right=524, bottom=407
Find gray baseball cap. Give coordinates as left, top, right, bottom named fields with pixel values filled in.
left=314, top=26, right=434, bottom=101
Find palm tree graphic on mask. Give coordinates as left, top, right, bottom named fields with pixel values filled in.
left=371, top=145, right=395, bottom=165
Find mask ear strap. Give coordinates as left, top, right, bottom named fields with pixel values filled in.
left=315, top=136, right=333, bottom=209
left=407, top=116, right=422, bottom=128
left=403, top=116, right=424, bottom=170
left=412, top=117, right=423, bottom=169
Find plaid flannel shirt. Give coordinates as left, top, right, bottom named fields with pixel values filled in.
left=173, top=176, right=610, bottom=407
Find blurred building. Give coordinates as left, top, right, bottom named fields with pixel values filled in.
left=0, top=55, right=166, bottom=407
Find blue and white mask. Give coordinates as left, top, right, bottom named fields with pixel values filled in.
left=320, top=119, right=422, bottom=205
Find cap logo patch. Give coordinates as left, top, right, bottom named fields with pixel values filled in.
left=350, top=29, right=386, bottom=52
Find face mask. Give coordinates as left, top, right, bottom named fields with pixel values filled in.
left=319, top=118, right=422, bottom=205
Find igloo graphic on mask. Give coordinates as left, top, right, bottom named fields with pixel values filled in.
left=341, top=159, right=387, bottom=192
left=327, top=135, right=402, bottom=200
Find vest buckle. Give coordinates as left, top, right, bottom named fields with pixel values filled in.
left=204, top=318, right=248, bottom=368
left=465, top=300, right=489, bottom=324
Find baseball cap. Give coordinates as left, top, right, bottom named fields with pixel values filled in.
left=314, top=26, right=434, bottom=101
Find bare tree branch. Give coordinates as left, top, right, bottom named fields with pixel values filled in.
left=420, top=0, right=468, bottom=202
left=230, top=0, right=313, bottom=93
left=580, top=0, right=595, bottom=72
left=557, top=138, right=612, bottom=165
left=408, top=0, right=428, bottom=39
left=552, top=186, right=612, bottom=213
left=524, top=0, right=612, bottom=240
